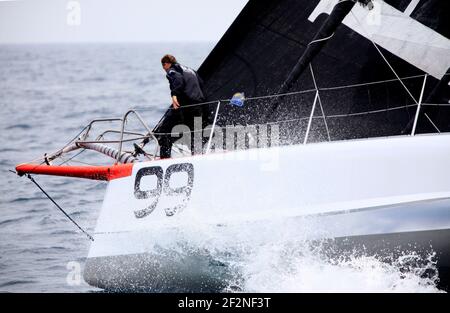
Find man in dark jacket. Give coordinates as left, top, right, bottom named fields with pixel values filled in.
left=155, top=54, right=206, bottom=158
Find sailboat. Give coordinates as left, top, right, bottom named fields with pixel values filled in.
left=15, top=0, right=450, bottom=291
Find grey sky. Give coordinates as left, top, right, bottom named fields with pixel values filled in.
left=0, top=0, right=248, bottom=43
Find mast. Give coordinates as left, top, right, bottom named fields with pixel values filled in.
left=266, top=0, right=365, bottom=116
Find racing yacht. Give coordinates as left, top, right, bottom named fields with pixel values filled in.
left=15, top=0, right=450, bottom=291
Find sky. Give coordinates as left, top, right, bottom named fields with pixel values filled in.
left=0, top=0, right=248, bottom=43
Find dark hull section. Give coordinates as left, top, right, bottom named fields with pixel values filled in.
left=85, top=224, right=450, bottom=292
left=85, top=188, right=450, bottom=292
left=84, top=250, right=232, bottom=293
left=323, top=229, right=450, bottom=291
left=84, top=197, right=450, bottom=292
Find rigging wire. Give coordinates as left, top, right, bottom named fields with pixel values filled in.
left=348, top=10, right=448, bottom=134
left=264, top=103, right=417, bottom=126
left=309, top=63, right=331, bottom=141
left=58, top=149, right=86, bottom=166
left=25, top=174, right=94, bottom=242
left=424, top=113, right=441, bottom=133
left=134, top=102, right=419, bottom=137
left=349, top=10, right=419, bottom=105
left=134, top=74, right=437, bottom=112
left=130, top=71, right=450, bottom=115
left=58, top=156, right=102, bottom=167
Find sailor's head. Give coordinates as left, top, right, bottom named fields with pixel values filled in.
left=161, top=54, right=177, bottom=72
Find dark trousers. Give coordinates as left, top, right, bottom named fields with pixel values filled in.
left=156, top=103, right=206, bottom=159
left=156, top=108, right=184, bottom=159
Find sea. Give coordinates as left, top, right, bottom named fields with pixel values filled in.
left=0, top=43, right=445, bottom=293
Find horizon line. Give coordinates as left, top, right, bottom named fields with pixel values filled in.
left=0, top=40, right=217, bottom=45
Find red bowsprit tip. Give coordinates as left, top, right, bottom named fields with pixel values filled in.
left=15, top=163, right=134, bottom=181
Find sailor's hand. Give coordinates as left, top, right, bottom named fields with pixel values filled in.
left=172, top=96, right=180, bottom=109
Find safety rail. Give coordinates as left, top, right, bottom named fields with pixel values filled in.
left=116, top=110, right=158, bottom=163
left=95, top=130, right=147, bottom=141
left=26, top=69, right=449, bottom=167
left=44, top=109, right=161, bottom=164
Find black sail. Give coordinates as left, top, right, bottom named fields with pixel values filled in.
left=156, top=0, right=450, bottom=151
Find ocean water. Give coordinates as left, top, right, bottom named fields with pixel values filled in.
left=0, top=43, right=211, bottom=292
left=0, top=43, right=444, bottom=293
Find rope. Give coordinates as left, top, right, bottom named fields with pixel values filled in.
left=319, top=74, right=427, bottom=91
left=176, top=100, right=219, bottom=109
left=308, top=32, right=335, bottom=46
left=58, top=156, right=102, bottom=167
left=325, top=103, right=417, bottom=118
left=263, top=103, right=417, bottom=126
left=122, top=103, right=425, bottom=137
left=153, top=128, right=205, bottom=136
left=77, top=135, right=150, bottom=144
left=22, top=126, right=91, bottom=178
left=144, top=74, right=430, bottom=112
left=25, top=174, right=94, bottom=241
left=135, top=73, right=437, bottom=115
left=424, top=113, right=441, bottom=133
left=422, top=103, right=450, bottom=107
left=58, top=149, right=86, bottom=166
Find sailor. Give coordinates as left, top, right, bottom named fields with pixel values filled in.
left=155, top=54, right=206, bottom=158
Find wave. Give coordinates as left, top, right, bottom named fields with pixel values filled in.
left=4, top=124, right=32, bottom=130
left=19, top=246, right=69, bottom=255
left=0, top=216, right=32, bottom=226
left=222, top=241, right=443, bottom=293
left=49, top=229, right=77, bottom=236
left=10, top=197, right=45, bottom=203
left=147, top=219, right=445, bottom=293
left=0, top=280, right=37, bottom=288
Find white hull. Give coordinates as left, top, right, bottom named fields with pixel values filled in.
left=84, top=134, right=450, bottom=291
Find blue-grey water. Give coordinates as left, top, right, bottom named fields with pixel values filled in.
left=0, top=43, right=446, bottom=293
left=0, top=43, right=213, bottom=292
